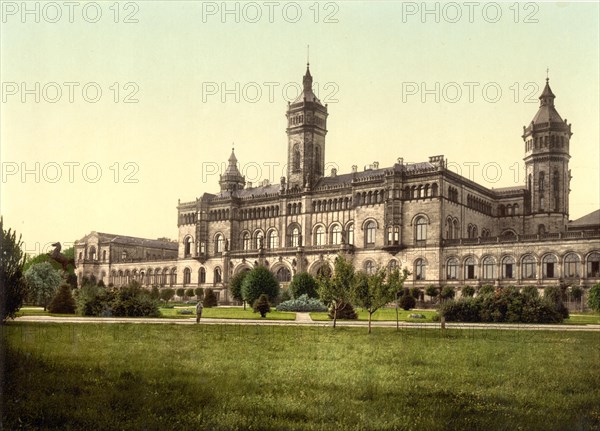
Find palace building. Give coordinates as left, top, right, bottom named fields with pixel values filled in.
left=75, top=65, right=600, bottom=303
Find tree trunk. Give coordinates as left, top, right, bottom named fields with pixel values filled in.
left=368, top=311, right=372, bottom=334
left=395, top=300, right=399, bottom=331
left=333, top=302, right=337, bottom=329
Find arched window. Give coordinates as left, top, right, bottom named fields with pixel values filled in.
left=121, top=250, right=128, bottom=261
left=539, top=171, right=545, bottom=209
left=464, top=257, right=476, bottom=280
left=365, top=260, right=375, bottom=275
left=184, top=237, right=192, bottom=257
left=446, top=258, right=459, bottom=280
left=502, top=256, right=515, bottom=279
left=331, top=225, right=342, bottom=245
left=293, top=144, right=301, bottom=171
left=169, top=268, right=177, bottom=286
left=482, top=257, right=496, bottom=280
left=522, top=255, right=536, bottom=279
left=276, top=267, right=291, bottom=282
left=315, top=226, right=325, bottom=246
left=183, top=268, right=191, bottom=285
left=365, top=221, right=376, bottom=246
left=388, top=260, right=398, bottom=272
left=587, top=253, right=600, bottom=277
left=255, top=232, right=263, bottom=249
left=415, top=217, right=427, bottom=242
left=242, top=233, right=250, bottom=250
left=214, top=267, right=222, bottom=283
left=161, top=269, right=168, bottom=286
left=88, top=246, right=96, bottom=260
left=102, top=250, right=107, bottom=262
left=215, top=234, right=224, bottom=254
left=268, top=230, right=279, bottom=249
left=198, top=268, right=206, bottom=284
left=415, top=259, right=426, bottom=280
left=315, top=146, right=321, bottom=174
left=564, top=253, right=580, bottom=278
left=453, top=219, right=459, bottom=239
left=542, top=255, right=557, bottom=278
left=290, top=226, right=300, bottom=247
left=347, top=223, right=354, bottom=246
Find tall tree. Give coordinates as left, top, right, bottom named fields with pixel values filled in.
left=318, top=255, right=355, bottom=329
left=24, top=262, right=62, bottom=311
left=229, top=271, right=249, bottom=309
left=241, top=266, right=279, bottom=306
left=289, top=272, right=319, bottom=298
left=0, top=218, right=27, bottom=322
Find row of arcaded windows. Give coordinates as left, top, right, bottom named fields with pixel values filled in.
left=179, top=212, right=196, bottom=225
left=209, top=209, right=230, bottom=221
left=467, top=194, right=492, bottom=216
left=240, top=206, right=280, bottom=220
left=403, top=183, right=439, bottom=200
left=313, top=197, right=351, bottom=212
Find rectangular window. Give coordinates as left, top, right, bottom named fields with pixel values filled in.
left=466, top=265, right=475, bottom=280
left=503, top=264, right=513, bottom=279
left=545, top=263, right=555, bottom=278
left=447, top=265, right=457, bottom=280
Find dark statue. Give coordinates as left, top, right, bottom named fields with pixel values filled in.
left=48, top=242, right=75, bottom=271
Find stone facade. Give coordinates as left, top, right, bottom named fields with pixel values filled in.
left=75, top=67, right=600, bottom=303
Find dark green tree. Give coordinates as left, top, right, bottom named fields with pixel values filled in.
left=289, top=272, right=319, bottom=298
left=229, top=271, right=249, bottom=308
left=160, top=288, right=175, bottom=303
left=425, top=285, right=439, bottom=303
left=318, top=255, right=355, bottom=329
left=48, top=284, right=76, bottom=314
left=461, top=285, right=475, bottom=297
left=0, top=219, right=27, bottom=322
left=194, top=287, right=204, bottom=301
left=399, top=294, right=416, bottom=310
left=203, top=288, right=218, bottom=308
left=587, top=283, right=600, bottom=313
left=241, top=266, right=280, bottom=306
left=440, top=286, right=456, bottom=301
left=150, top=285, right=160, bottom=300
left=521, top=285, right=539, bottom=300
left=176, top=288, right=185, bottom=300
left=544, top=286, right=569, bottom=318
left=253, top=294, right=271, bottom=318
left=185, top=288, right=195, bottom=299
left=24, top=262, right=62, bottom=311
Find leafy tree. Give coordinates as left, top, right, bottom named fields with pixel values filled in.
left=160, top=288, right=175, bottom=303
left=440, top=286, right=456, bottom=301
left=203, top=288, right=218, bottom=308
left=409, top=287, right=421, bottom=300
left=176, top=288, right=185, bottom=300
left=588, top=283, right=600, bottom=313
left=48, top=284, right=76, bottom=314
left=0, top=219, right=27, bottom=322
left=66, top=272, right=78, bottom=289
left=253, top=294, right=271, bottom=318
left=352, top=269, right=401, bottom=333
left=570, top=285, right=583, bottom=301
left=461, top=285, right=475, bottom=298
left=229, top=271, right=249, bottom=308
left=318, top=255, right=355, bottom=329
left=194, top=287, right=204, bottom=301
left=241, top=266, right=280, bottom=306
left=425, top=285, right=439, bottom=302
left=150, top=285, right=160, bottom=300
left=185, top=288, right=195, bottom=299
left=544, top=286, right=569, bottom=318
left=399, top=294, right=416, bottom=310
left=327, top=302, right=357, bottom=320
left=388, top=267, right=411, bottom=330
left=289, top=272, right=319, bottom=298
left=24, top=262, right=62, bottom=311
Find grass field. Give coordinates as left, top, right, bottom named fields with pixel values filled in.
left=310, top=308, right=439, bottom=322
left=160, top=306, right=297, bottom=320
left=3, top=322, right=599, bottom=430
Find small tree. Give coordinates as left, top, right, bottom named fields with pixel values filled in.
left=160, top=288, right=175, bottom=303
left=410, top=287, right=421, bottom=300
left=461, top=285, right=475, bottom=298
left=386, top=267, right=411, bottom=330
left=425, top=285, right=439, bottom=303
left=150, top=285, right=160, bottom=300
left=289, top=272, right=319, bottom=298
left=185, top=288, right=195, bottom=299
left=241, top=266, right=280, bottom=306
left=229, top=271, right=249, bottom=309
left=399, top=294, right=416, bottom=310
left=318, top=255, right=354, bottom=329
left=1, top=219, right=27, bottom=322
left=176, top=288, right=185, bottom=301
left=203, top=288, right=218, bottom=308
left=440, top=286, right=456, bottom=302
left=48, top=284, right=76, bottom=314
left=24, top=262, right=62, bottom=311
left=194, top=287, right=204, bottom=301
left=588, top=283, right=600, bottom=313
left=253, top=294, right=271, bottom=318
left=544, top=285, right=569, bottom=318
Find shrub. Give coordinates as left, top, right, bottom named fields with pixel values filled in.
left=588, top=283, right=600, bottom=312
left=75, top=285, right=115, bottom=316
left=521, top=297, right=562, bottom=323
left=440, top=286, right=455, bottom=301
left=176, top=288, right=185, bottom=300
left=203, top=289, right=218, bottom=308
left=461, top=285, right=475, bottom=297
left=185, top=288, right=195, bottom=298
left=276, top=294, right=327, bottom=312
left=253, top=294, right=271, bottom=318
left=399, top=294, right=416, bottom=310
left=439, top=297, right=481, bottom=322
left=569, top=285, right=583, bottom=301
left=289, top=272, right=319, bottom=298
left=111, top=283, right=160, bottom=317
left=48, top=284, right=76, bottom=314
left=478, top=285, right=495, bottom=296
left=280, top=288, right=292, bottom=303
left=544, top=286, right=569, bottom=318
left=229, top=271, right=248, bottom=304
left=160, top=288, right=175, bottom=303
left=194, top=287, right=204, bottom=300
left=409, top=287, right=421, bottom=300
left=241, top=266, right=280, bottom=306
left=150, top=286, right=160, bottom=300
left=328, top=302, right=357, bottom=320
left=425, top=285, right=439, bottom=301
left=521, top=285, right=539, bottom=300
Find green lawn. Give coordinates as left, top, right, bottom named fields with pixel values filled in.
left=3, top=322, right=599, bottom=430
left=160, top=306, right=296, bottom=320
left=565, top=313, right=600, bottom=325
left=311, top=307, right=439, bottom=322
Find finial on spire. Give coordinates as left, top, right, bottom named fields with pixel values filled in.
left=307, top=44, right=310, bottom=67
left=546, top=67, right=549, bottom=83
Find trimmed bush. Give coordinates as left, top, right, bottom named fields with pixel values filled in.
left=195, top=287, right=204, bottom=300
left=111, top=283, right=160, bottom=317
left=185, top=288, right=195, bottom=298
left=150, top=286, right=160, bottom=300
left=425, top=285, right=439, bottom=302
left=461, top=285, right=475, bottom=297
left=328, top=302, right=357, bottom=320
left=253, top=294, right=271, bottom=318
left=439, top=297, right=481, bottom=322
left=241, top=266, right=280, bottom=305
left=276, top=294, right=327, bottom=312
left=521, top=285, right=539, bottom=300
left=399, top=294, right=416, bottom=310
left=440, top=286, right=455, bottom=301
left=409, top=287, right=421, bottom=300
left=160, top=288, right=175, bottom=303
left=588, top=283, right=600, bottom=312
left=203, top=289, right=218, bottom=308
left=176, top=288, right=185, bottom=300
left=48, top=284, right=76, bottom=314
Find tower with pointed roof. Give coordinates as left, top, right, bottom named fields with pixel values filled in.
left=286, top=63, right=328, bottom=189
left=522, top=78, right=572, bottom=231
left=219, top=148, right=245, bottom=192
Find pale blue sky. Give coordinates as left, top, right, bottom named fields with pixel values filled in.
left=1, top=1, right=598, bottom=252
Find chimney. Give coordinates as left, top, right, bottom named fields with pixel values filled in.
left=246, top=181, right=253, bottom=188
left=331, top=168, right=337, bottom=177
left=397, top=157, right=404, bottom=165
left=352, top=165, right=357, bottom=173
left=373, top=161, right=379, bottom=169
left=262, top=179, right=270, bottom=187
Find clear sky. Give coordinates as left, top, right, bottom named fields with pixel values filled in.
left=1, top=1, right=599, bottom=256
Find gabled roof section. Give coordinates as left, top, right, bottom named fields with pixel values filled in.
left=569, top=209, right=600, bottom=228
left=76, top=231, right=178, bottom=250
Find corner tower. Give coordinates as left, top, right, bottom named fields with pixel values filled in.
left=286, top=64, right=328, bottom=189
left=522, top=78, right=572, bottom=232
left=219, top=148, right=245, bottom=193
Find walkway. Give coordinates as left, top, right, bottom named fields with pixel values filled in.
left=14, top=315, right=600, bottom=331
